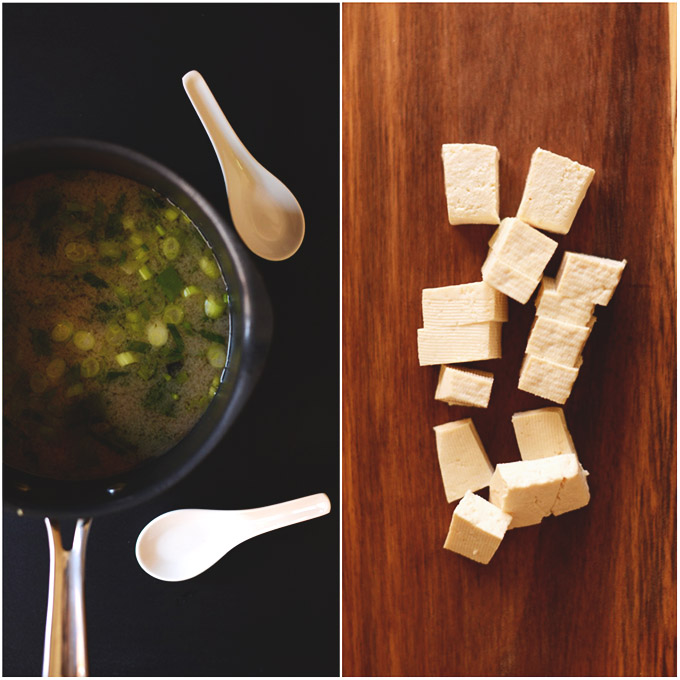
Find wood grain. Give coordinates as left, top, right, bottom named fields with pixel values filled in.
left=342, top=4, right=676, bottom=676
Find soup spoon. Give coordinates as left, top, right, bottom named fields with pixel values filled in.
left=182, top=70, right=305, bottom=261
left=135, top=493, right=330, bottom=582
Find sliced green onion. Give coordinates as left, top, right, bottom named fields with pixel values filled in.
left=176, top=371, right=189, bottom=385
left=66, top=383, right=84, bottom=398
left=51, top=321, right=73, bottom=343
left=171, top=393, right=180, bottom=401
left=46, top=358, right=67, bottom=380
left=64, top=242, right=90, bottom=263
left=182, top=285, right=202, bottom=298
left=30, top=372, right=48, bottom=393
left=129, top=233, right=145, bottom=247
left=134, top=245, right=150, bottom=263
left=204, top=294, right=225, bottom=319
left=113, top=285, right=131, bottom=306
left=199, top=255, right=220, bottom=280
left=119, top=258, right=137, bottom=276
left=122, top=216, right=136, bottom=231
left=211, top=375, right=220, bottom=388
left=80, top=357, right=100, bottom=378
left=147, top=320, right=169, bottom=347
left=163, top=373, right=171, bottom=382
left=161, top=236, right=180, bottom=260
left=163, top=305, right=184, bottom=324
left=208, top=385, right=217, bottom=397
left=180, top=213, right=191, bottom=225
left=105, top=322, right=126, bottom=346
left=126, top=340, right=151, bottom=353
left=222, top=293, right=229, bottom=304
left=73, top=331, right=95, bottom=351
left=138, top=264, right=153, bottom=281
left=163, top=208, right=179, bottom=222
left=155, top=224, right=167, bottom=236
left=115, top=352, right=139, bottom=367
left=206, top=343, right=227, bottom=368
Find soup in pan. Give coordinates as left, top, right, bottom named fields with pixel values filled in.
left=3, top=170, right=231, bottom=481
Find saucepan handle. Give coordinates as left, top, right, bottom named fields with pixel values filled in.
left=43, top=518, right=92, bottom=677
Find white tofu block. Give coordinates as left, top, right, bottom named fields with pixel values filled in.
left=555, top=252, right=627, bottom=306
left=417, top=323, right=502, bottom=365
left=422, top=282, right=508, bottom=328
left=516, top=147, right=595, bottom=235
left=488, top=217, right=558, bottom=280
left=441, top=143, right=500, bottom=226
left=535, top=277, right=596, bottom=326
left=489, top=454, right=589, bottom=528
left=481, top=249, right=541, bottom=304
left=525, top=315, right=595, bottom=368
left=517, top=354, right=579, bottom=404
left=443, top=491, right=512, bottom=564
left=433, top=419, right=494, bottom=502
left=511, top=407, right=577, bottom=460
left=435, top=366, right=494, bottom=408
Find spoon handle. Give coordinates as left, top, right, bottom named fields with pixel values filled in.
left=244, top=493, right=331, bottom=537
left=182, top=70, right=254, bottom=173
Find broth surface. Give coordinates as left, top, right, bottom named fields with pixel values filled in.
left=3, top=170, right=231, bottom=480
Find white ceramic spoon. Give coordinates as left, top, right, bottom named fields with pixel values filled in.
left=135, top=493, right=330, bottom=582
left=182, top=70, right=305, bottom=261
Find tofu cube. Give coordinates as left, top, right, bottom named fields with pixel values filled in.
left=433, top=419, right=494, bottom=502
left=517, top=353, right=580, bottom=404
left=517, top=147, right=595, bottom=234
left=555, top=252, right=627, bottom=306
left=511, top=407, right=577, bottom=460
left=417, top=323, right=502, bottom=365
left=489, top=453, right=590, bottom=528
left=441, top=143, right=500, bottom=226
left=443, top=491, right=512, bottom=564
left=435, top=366, right=494, bottom=408
left=488, top=217, right=558, bottom=280
left=422, top=282, right=508, bottom=328
left=535, top=277, right=596, bottom=326
left=525, top=315, right=595, bottom=368
left=482, top=249, right=541, bottom=304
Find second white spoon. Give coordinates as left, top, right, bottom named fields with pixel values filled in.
left=135, top=493, right=331, bottom=582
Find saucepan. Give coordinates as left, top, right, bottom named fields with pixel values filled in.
left=3, top=138, right=273, bottom=676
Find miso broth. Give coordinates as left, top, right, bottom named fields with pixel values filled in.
left=3, top=170, right=231, bottom=480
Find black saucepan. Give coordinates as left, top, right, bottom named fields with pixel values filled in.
left=3, top=138, right=273, bottom=675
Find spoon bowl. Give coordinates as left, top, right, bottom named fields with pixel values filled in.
left=183, top=70, right=305, bottom=261
left=136, top=493, right=330, bottom=582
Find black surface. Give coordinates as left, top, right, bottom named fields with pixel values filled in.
left=3, top=4, right=339, bottom=677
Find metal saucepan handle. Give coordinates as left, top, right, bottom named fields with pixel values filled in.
left=43, top=518, right=92, bottom=677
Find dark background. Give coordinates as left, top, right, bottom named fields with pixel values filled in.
left=3, top=3, right=339, bottom=677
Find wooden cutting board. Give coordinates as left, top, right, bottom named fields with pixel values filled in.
left=342, top=3, right=676, bottom=677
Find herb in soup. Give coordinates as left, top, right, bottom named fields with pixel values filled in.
left=3, top=170, right=231, bottom=481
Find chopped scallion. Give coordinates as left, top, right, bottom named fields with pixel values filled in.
left=164, top=208, right=179, bottom=222
left=163, top=305, right=184, bottom=324
left=147, top=320, right=169, bottom=347
left=161, top=236, right=180, bottom=260
left=155, top=224, right=167, bottom=236
left=73, top=330, right=95, bottom=351
left=206, top=343, right=227, bottom=368
left=80, top=357, right=100, bottom=378
left=65, top=241, right=90, bottom=263
left=199, top=255, right=220, bottom=280
left=105, top=322, right=126, bottom=346
left=51, top=321, right=74, bottom=343
left=204, top=294, right=225, bottom=319
left=138, top=264, right=153, bottom=280
left=115, top=351, right=139, bottom=367
left=182, top=285, right=202, bottom=298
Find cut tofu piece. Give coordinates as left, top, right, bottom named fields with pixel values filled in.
left=555, top=252, right=627, bottom=306
left=489, top=453, right=590, bottom=528
left=517, top=354, right=580, bottom=404
left=525, top=315, right=596, bottom=368
left=433, top=419, right=494, bottom=502
left=516, top=147, right=595, bottom=235
left=435, top=366, right=494, bottom=408
left=441, top=143, right=500, bottom=226
left=511, top=407, right=577, bottom=460
left=488, top=217, right=558, bottom=280
left=422, top=282, right=508, bottom=328
left=535, top=277, right=596, bottom=326
left=481, top=249, right=541, bottom=304
left=443, top=491, right=512, bottom=564
left=417, top=323, right=502, bottom=365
